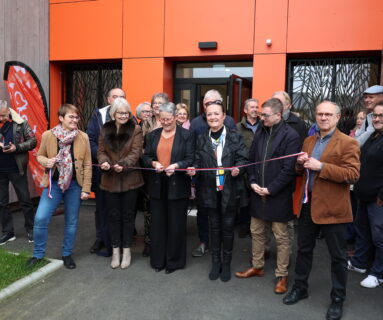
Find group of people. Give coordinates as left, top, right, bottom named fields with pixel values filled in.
left=0, top=83, right=382, bottom=320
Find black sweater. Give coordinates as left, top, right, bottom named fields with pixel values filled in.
left=354, top=132, right=383, bottom=202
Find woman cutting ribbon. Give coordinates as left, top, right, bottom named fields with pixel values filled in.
left=142, top=102, right=194, bottom=274
left=187, top=101, right=248, bottom=282
left=98, top=98, right=144, bottom=269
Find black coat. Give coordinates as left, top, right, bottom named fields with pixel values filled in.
left=285, top=111, right=308, bottom=147
left=248, top=121, right=300, bottom=222
left=142, top=126, right=195, bottom=200
left=193, top=126, right=248, bottom=211
left=354, top=132, right=383, bottom=202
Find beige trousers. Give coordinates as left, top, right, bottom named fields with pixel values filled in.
left=250, top=217, right=291, bottom=277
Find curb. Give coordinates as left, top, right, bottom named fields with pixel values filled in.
left=0, top=258, right=63, bottom=302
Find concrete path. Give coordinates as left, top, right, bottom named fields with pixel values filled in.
left=0, top=203, right=382, bottom=320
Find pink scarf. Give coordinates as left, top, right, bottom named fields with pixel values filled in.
left=51, top=124, right=78, bottom=192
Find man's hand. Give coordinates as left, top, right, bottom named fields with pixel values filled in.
left=152, top=161, right=164, bottom=173
left=113, top=164, right=123, bottom=173
left=165, top=163, right=178, bottom=176
left=303, top=157, right=323, bottom=171
left=100, top=162, right=110, bottom=171
left=46, top=157, right=57, bottom=169
left=186, top=167, right=196, bottom=176
left=81, top=192, right=89, bottom=200
left=251, top=183, right=270, bottom=196
left=297, top=152, right=309, bottom=164
left=3, top=142, right=16, bottom=153
left=231, top=167, right=240, bottom=177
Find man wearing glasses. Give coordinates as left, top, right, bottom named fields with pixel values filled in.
left=355, top=85, right=383, bottom=146
left=236, top=98, right=300, bottom=295
left=87, top=88, right=126, bottom=256
left=283, top=101, right=360, bottom=320
left=0, top=100, right=36, bottom=245
left=189, top=89, right=237, bottom=257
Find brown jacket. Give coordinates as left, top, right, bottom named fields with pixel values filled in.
left=37, top=130, right=92, bottom=193
left=97, top=119, right=144, bottom=192
left=296, top=129, right=360, bottom=224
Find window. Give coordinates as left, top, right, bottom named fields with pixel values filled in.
left=64, top=63, right=122, bottom=131
left=288, top=57, right=380, bottom=133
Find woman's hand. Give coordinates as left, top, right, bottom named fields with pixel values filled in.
left=165, top=163, right=178, bottom=176
left=231, top=167, right=240, bottom=177
left=81, top=192, right=89, bottom=200
left=46, top=157, right=57, bottom=169
left=100, top=162, right=110, bottom=171
left=186, top=167, right=196, bottom=176
left=152, top=161, right=164, bottom=173
left=113, top=164, right=123, bottom=173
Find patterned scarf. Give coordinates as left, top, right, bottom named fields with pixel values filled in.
left=210, top=126, right=226, bottom=191
left=51, top=124, right=78, bottom=192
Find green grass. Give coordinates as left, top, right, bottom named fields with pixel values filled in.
left=0, top=248, right=49, bottom=290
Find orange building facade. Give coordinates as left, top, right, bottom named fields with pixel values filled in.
left=49, top=0, right=383, bottom=127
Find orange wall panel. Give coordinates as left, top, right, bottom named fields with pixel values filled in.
left=253, top=54, right=286, bottom=105
left=122, top=58, right=172, bottom=112
left=50, top=0, right=123, bottom=60
left=123, top=0, right=164, bottom=58
left=164, top=0, right=255, bottom=57
left=287, top=0, right=383, bottom=53
left=254, top=0, right=288, bottom=54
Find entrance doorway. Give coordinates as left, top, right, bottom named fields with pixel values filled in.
left=173, top=61, right=253, bottom=123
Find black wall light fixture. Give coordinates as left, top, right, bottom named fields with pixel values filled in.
left=198, top=41, right=217, bottom=49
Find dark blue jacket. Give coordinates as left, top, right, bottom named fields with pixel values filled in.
left=190, top=113, right=236, bottom=136
left=87, top=108, right=108, bottom=163
left=248, top=120, right=300, bottom=222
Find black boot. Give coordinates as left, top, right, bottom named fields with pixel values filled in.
left=220, top=263, right=231, bottom=282
left=221, top=220, right=234, bottom=282
left=209, top=248, right=221, bottom=280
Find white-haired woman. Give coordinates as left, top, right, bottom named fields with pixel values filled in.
left=98, top=98, right=144, bottom=269
left=142, top=102, right=195, bottom=274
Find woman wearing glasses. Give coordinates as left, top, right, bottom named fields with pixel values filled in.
left=98, top=98, right=144, bottom=269
left=187, top=101, right=248, bottom=282
left=27, top=104, right=92, bottom=270
left=142, top=102, right=194, bottom=274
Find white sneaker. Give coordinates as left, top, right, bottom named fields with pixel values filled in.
left=360, top=275, right=383, bottom=288
left=347, top=260, right=366, bottom=274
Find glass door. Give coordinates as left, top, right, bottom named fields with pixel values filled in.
left=228, top=74, right=252, bottom=123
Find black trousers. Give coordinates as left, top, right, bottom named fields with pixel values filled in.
left=94, top=185, right=111, bottom=249
left=105, top=189, right=138, bottom=248
left=294, top=201, right=348, bottom=301
left=206, top=192, right=236, bottom=264
left=150, top=197, right=188, bottom=270
left=0, top=171, right=34, bottom=234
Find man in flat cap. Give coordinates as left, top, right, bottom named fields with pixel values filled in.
left=355, top=85, right=383, bottom=146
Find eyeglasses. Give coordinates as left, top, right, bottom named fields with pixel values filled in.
left=260, top=112, right=277, bottom=118
left=159, top=117, right=174, bottom=123
left=66, top=115, right=80, bottom=120
left=205, top=100, right=223, bottom=107
left=116, top=112, right=130, bottom=116
left=141, top=110, right=152, bottom=114
left=316, top=112, right=334, bottom=118
left=372, top=113, right=383, bottom=119
left=112, top=95, right=126, bottom=99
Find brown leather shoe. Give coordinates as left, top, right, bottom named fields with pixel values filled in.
left=235, top=267, right=264, bottom=278
left=274, top=276, right=288, bottom=294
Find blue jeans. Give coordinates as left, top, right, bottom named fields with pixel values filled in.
left=351, top=201, right=383, bottom=278
left=33, top=180, right=82, bottom=259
